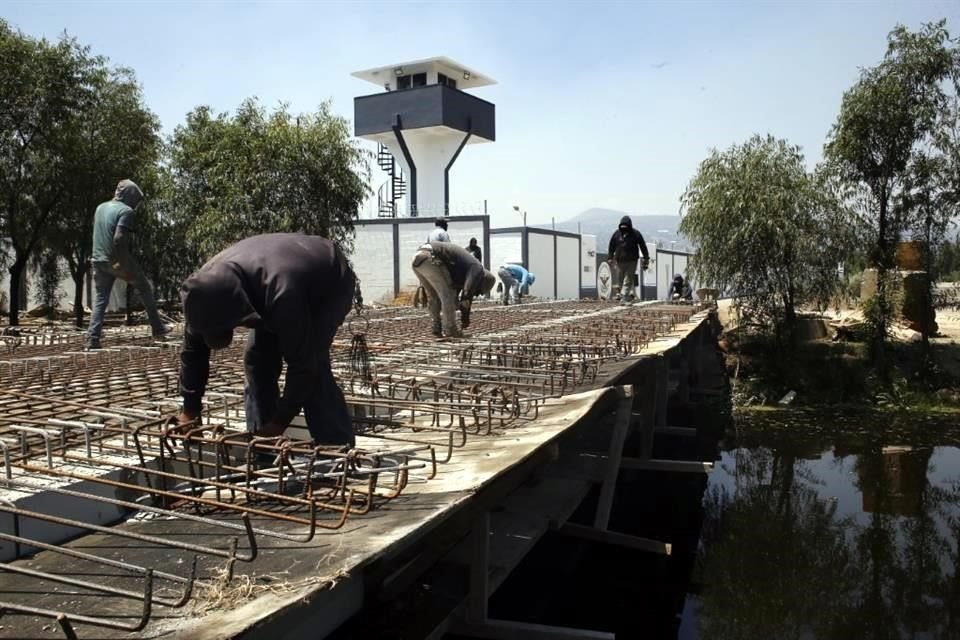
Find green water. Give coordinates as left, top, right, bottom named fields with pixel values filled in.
left=683, top=409, right=960, bottom=639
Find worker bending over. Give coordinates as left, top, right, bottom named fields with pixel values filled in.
left=608, top=215, right=650, bottom=304
left=670, top=274, right=693, bottom=301
left=497, top=263, right=536, bottom=305
left=177, top=233, right=356, bottom=447
left=412, top=241, right=496, bottom=338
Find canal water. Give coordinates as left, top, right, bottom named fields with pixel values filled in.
left=487, top=405, right=960, bottom=639
left=681, top=408, right=960, bottom=640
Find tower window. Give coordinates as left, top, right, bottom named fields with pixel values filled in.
left=438, top=73, right=458, bottom=89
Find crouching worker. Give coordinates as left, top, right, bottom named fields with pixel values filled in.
left=176, top=233, right=356, bottom=447
left=496, top=263, right=536, bottom=305
left=670, top=274, right=693, bottom=301
left=412, top=241, right=496, bottom=338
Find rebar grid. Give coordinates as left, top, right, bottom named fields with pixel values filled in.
left=0, top=300, right=703, bottom=637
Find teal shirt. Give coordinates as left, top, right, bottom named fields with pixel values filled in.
left=91, top=200, right=136, bottom=263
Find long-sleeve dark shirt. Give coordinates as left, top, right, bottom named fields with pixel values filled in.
left=607, top=219, right=650, bottom=263
left=429, top=241, right=486, bottom=298
left=180, top=233, right=355, bottom=425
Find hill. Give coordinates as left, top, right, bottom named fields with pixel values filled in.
left=546, top=208, right=692, bottom=251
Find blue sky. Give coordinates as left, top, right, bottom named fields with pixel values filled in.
left=3, top=0, right=958, bottom=227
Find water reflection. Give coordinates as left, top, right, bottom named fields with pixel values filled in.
left=691, top=411, right=960, bottom=640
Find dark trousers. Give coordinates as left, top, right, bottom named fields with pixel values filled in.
left=243, top=328, right=354, bottom=447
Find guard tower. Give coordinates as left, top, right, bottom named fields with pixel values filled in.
left=352, top=57, right=496, bottom=218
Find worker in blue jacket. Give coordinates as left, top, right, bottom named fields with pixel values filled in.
left=497, top=263, right=536, bottom=305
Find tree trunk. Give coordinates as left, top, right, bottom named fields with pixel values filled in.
left=72, top=268, right=87, bottom=329
left=873, top=192, right=890, bottom=377
left=8, top=260, right=25, bottom=327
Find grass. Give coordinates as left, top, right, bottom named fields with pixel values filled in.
left=726, top=331, right=960, bottom=411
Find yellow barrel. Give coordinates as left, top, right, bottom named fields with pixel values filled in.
left=895, top=241, right=924, bottom=271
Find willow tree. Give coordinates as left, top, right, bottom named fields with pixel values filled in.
left=679, top=135, right=848, bottom=347
left=0, top=21, right=89, bottom=324
left=825, top=20, right=959, bottom=362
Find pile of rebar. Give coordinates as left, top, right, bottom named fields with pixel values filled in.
left=0, top=300, right=702, bottom=638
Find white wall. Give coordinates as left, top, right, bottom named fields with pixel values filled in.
left=490, top=233, right=521, bottom=269
left=580, top=234, right=597, bottom=293
left=396, top=222, right=435, bottom=291
left=655, top=251, right=693, bottom=299
left=527, top=232, right=555, bottom=299
left=0, top=250, right=129, bottom=315
left=349, top=225, right=395, bottom=303
left=443, top=220, right=487, bottom=264
left=642, top=242, right=659, bottom=298
left=556, top=235, right=581, bottom=299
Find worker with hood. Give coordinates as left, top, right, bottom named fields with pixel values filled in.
left=86, top=179, right=169, bottom=349
left=670, top=274, right=693, bottom=301
left=176, top=233, right=357, bottom=447
left=497, top=263, right=536, bottom=305
left=466, top=237, right=482, bottom=262
left=607, top=215, right=650, bottom=304
left=427, top=217, right=451, bottom=243
left=412, top=240, right=496, bottom=338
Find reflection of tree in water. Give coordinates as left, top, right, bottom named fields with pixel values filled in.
left=698, top=428, right=960, bottom=640
left=698, top=446, right=859, bottom=639
left=847, top=446, right=947, bottom=639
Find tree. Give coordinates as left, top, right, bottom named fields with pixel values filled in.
left=165, top=99, right=371, bottom=272
left=679, top=134, right=849, bottom=347
left=824, top=20, right=960, bottom=362
left=47, top=64, right=161, bottom=327
left=0, top=21, right=91, bottom=325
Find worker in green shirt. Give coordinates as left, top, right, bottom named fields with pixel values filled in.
left=85, top=180, right=168, bottom=349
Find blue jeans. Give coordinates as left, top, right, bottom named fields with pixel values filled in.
left=87, top=261, right=164, bottom=341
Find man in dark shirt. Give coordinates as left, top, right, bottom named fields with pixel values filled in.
left=466, top=237, right=482, bottom=262
left=412, top=241, right=495, bottom=338
left=176, top=233, right=356, bottom=446
left=607, top=215, right=650, bottom=304
left=670, top=274, right=693, bottom=301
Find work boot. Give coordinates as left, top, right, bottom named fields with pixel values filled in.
left=85, top=338, right=102, bottom=350
left=432, top=325, right=443, bottom=338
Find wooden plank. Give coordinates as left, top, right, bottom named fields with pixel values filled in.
left=593, top=386, right=633, bottom=530
left=558, top=522, right=671, bottom=556
left=620, top=457, right=713, bottom=473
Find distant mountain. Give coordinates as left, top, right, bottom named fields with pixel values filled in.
left=545, top=208, right=692, bottom=251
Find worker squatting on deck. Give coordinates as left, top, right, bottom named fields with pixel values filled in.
left=412, top=241, right=496, bottom=338
left=497, top=263, right=536, bottom=305
left=176, top=233, right=357, bottom=447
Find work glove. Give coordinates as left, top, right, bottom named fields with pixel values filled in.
left=460, top=301, right=472, bottom=329
left=641, top=257, right=650, bottom=271
left=169, top=410, right=201, bottom=436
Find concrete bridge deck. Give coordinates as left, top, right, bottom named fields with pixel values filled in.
left=0, top=300, right=721, bottom=639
